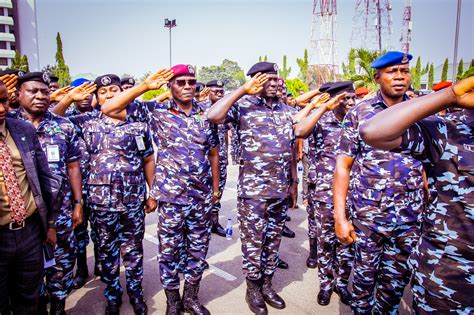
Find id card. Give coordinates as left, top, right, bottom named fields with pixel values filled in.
left=46, top=145, right=60, bottom=162
left=135, top=136, right=146, bottom=151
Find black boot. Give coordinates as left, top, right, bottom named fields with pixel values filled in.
left=105, top=297, right=122, bottom=315
left=38, top=294, right=49, bottom=315
left=261, top=275, right=286, bottom=309
left=211, top=212, right=226, bottom=237
left=182, top=282, right=210, bottom=315
left=130, top=296, right=148, bottom=315
left=317, top=288, right=333, bottom=306
left=245, top=279, right=268, bottom=315
left=164, top=289, right=182, bottom=315
left=94, top=246, right=102, bottom=277
left=282, top=225, right=295, bottom=238
left=276, top=258, right=289, bottom=270
left=306, top=237, right=318, bottom=269
left=334, top=285, right=352, bottom=306
left=49, top=298, right=66, bottom=315
left=73, top=251, right=89, bottom=289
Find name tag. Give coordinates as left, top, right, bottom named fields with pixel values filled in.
left=135, top=136, right=146, bottom=151
left=463, top=144, right=474, bottom=153
left=46, top=145, right=60, bottom=162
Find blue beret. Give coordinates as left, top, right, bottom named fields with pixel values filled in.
left=206, top=80, right=224, bottom=88
left=371, top=51, right=413, bottom=69
left=94, top=74, right=121, bottom=89
left=17, top=72, right=51, bottom=87
left=70, top=78, right=90, bottom=87
left=246, top=62, right=278, bottom=77
left=325, top=81, right=354, bottom=97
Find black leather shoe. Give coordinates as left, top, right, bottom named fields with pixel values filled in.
left=276, top=259, right=288, bottom=270
left=306, top=237, right=318, bottom=269
left=130, top=297, right=148, bottom=315
left=334, top=286, right=352, bottom=306
left=50, top=298, right=66, bottom=315
left=261, top=275, right=286, bottom=309
left=211, top=212, right=226, bottom=237
left=286, top=216, right=291, bottom=222
left=317, top=288, right=333, bottom=306
left=164, top=289, right=181, bottom=315
left=282, top=225, right=295, bottom=238
left=245, top=279, right=268, bottom=315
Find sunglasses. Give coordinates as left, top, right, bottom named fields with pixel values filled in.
left=211, top=89, right=224, bottom=94
left=175, top=79, right=197, bottom=87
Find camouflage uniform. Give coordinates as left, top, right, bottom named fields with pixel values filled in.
left=229, top=123, right=240, bottom=165
left=126, top=99, right=218, bottom=289
left=394, top=109, right=473, bottom=314
left=73, top=112, right=153, bottom=303
left=8, top=108, right=82, bottom=300
left=338, top=93, right=424, bottom=314
left=310, top=111, right=354, bottom=291
left=306, top=132, right=318, bottom=239
left=223, top=95, right=295, bottom=280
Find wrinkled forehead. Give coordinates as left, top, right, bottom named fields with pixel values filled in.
left=19, top=80, right=49, bottom=90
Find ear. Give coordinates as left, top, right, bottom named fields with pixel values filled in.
left=373, top=70, right=380, bottom=84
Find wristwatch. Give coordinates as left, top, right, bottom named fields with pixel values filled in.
left=213, top=191, right=220, bottom=198
left=73, top=199, right=84, bottom=205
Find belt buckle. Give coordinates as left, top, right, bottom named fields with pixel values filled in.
left=9, top=221, right=25, bottom=231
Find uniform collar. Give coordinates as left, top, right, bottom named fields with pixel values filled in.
left=168, top=98, right=203, bottom=116
left=11, top=106, right=52, bottom=123
left=248, top=95, right=282, bottom=110
left=370, top=91, right=409, bottom=109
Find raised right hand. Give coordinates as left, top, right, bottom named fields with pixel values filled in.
left=144, top=68, right=174, bottom=90
left=452, top=76, right=474, bottom=109
left=243, top=72, right=268, bottom=95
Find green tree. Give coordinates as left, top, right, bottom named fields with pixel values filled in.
left=20, top=55, right=29, bottom=72
left=342, top=48, right=386, bottom=91
left=428, top=63, right=435, bottom=89
left=198, top=59, right=246, bottom=90
left=258, top=55, right=268, bottom=62
left=457, top=65, right=474, bottom=81
left=285, top=78, right=308, bottom=96
left=54, top=32, right=71, bottom=86
left=341, top=48, right=356, bottom=78
left=296, top=49, right=309, bottom=82
left=410, top=57, right=429, bottom=90
left=279, top=55, right=291, bottom=79
left=457, top=58, right=464, bottom=79
left=142, top=87, right=168, bottom=101
left=10, top=50, right=22, bottom=69
left=441, top=58, right=449, bottom=82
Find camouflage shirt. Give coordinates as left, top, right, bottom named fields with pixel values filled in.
left=395, top=109, right=474, bottom=306
left=127, top=99, right=219, bottom=205
left=224, top=95, right=295, bottom=199
left=338, top=92, right=424, bottom=232
left=202, top=100, right=229, bottom=165
left=72, top=112, right=154, bottom=209
left=8, top=108, right=82, bottom=185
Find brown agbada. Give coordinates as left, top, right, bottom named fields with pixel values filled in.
left=0, top=122, right=37, bottom=225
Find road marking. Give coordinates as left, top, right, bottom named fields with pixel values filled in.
left=144, top=233, right=237, bottom=282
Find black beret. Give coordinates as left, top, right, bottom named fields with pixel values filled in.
left=195, top=82, right=204, bottom=93
left=324, top=81, right=355, bottom=98
left=206, top=80, right=224, bottom=88
left=17, top=71, right=51, bottom=87
left=0, top=68, right=25, bottom=77
left=49, top=75, right=59, bottom=83
left=246, top=62, right=278, bottom=77
left=121, top=77, right=135, bottom=86
left=94, top=74, right=121, bottom=89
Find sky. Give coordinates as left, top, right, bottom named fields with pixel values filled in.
left=34, top=0, right=473, bottom=79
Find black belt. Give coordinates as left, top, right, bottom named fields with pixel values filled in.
left=0, top=212, right=39, bottom=231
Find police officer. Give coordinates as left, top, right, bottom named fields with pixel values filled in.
left=64, top=74, right=154, bottom=315
left=9, top=72, right=83, bottom=314
left=202, top=79, right=227, bottom=237
left=102, top=66, right=219, bottom=315
left=295, top=82, right=355, bottom=306
left=334, top=52, right=425, bottom=314
left=207, top=62, right=298, bottom=315
left=360, top=76, right=474, bottom=314
left=121, top=77, right=136, bottom=91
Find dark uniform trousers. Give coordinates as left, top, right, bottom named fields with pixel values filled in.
left=237, top=197, right=288, bottom=280
left=0, top=214, right=44, bottom=315
left=74, top=198, right=98, bottom=256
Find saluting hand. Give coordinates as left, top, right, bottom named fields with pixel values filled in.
left=452, top=76, right=474, bottom=109
left=310, top=93, right=330, bottom=108
left=325, top=93, right=347, bottom=111
left=197, top=87, right=210, bottom=102
left=50, top=86, right=73, bottom=102
left=244, top=72, right=268, bottom=95
left=145, top=68, right=174, bottom=90
left=68, top=82, right=97, bottom=101
left=0, top=74, right=17, bottom=95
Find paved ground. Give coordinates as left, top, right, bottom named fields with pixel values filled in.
left=66, top=164, right=413, bottom=314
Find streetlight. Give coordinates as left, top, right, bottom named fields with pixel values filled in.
left=164, top=18, right=177, bottom=67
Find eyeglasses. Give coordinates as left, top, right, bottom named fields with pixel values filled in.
left=211, top=89, right=224, bottom=94
left=175, top=79, right=197, bottom=87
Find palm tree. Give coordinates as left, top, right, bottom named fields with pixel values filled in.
left=342, top=48, right=386, bottom=91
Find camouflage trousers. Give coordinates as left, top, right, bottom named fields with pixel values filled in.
left=306, top=184, right=317, bottom=239
left=237, top=197, right=288, bottom=280
left=42, top=191, right=76, bottom=301
left=157, top=197, right=212, bottom=289
left=315, top=201, right=353, bottom=291
left=93, top=204, right=145, bottom=303
left=410, top=236, right=474, bottom=314
left=229, top=126, right=240, bottom=165
left=352, top=221, right=420, bottom=314
left=74, top=198, right=98, bottom=255
left=211, top=158, right=228, bottom=214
